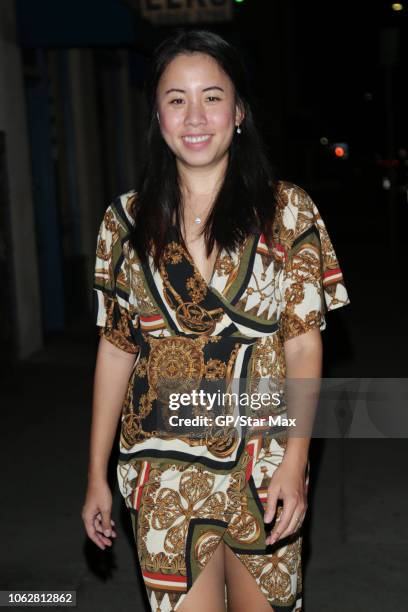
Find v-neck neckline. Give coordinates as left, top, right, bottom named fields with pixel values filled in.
left=168, top=224, right=224, bottom=289
left=183, top=242, right=224, bottom=289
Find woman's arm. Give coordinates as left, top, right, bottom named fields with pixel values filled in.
left=82, top=336, right=138, bottom=550
left=88, top=335, right=137, bottom=481
left=281, top=327, right=322, bottom=467
left=264, top=328, right=322, bottom=544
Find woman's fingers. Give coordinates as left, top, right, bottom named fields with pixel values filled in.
left=278, top=503, right=307, bottom=540
left=82, top=481, right=115, bottom=550
left=96, top=513, right=116, bottom=528
left=95, top=512, right=115, bottom=527
left=264, top=488, right=279, bottom=524
left=94, top=515, right=117, bottom=538
left=266, top=500, right=308, bottom=544
left=82, top=506, right=117, bottom=550
left=83, top=513, right=111, bottom=550
left=266, top=499, right=296, bottom=545
left=99, top=509, right=113, bottom=537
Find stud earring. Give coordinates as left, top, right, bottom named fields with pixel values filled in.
left=236, top=124, right=241, bottom=134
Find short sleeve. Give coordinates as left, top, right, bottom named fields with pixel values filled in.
left=278, top=187, right=351, bottom=342
left=93, top=202, right=140, bottom=354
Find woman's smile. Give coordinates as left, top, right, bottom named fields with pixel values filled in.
left=181, top=134, right=213, bottom=149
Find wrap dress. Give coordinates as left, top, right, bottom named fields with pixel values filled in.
left=93, top=180, right=351, bottom=611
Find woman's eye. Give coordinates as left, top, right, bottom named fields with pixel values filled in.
left=169, top=96, right=221, bottom=105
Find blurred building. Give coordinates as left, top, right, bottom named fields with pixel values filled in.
left=0, top=0, right=153, bottom=360
left=1, top=0, right=405, bottom=361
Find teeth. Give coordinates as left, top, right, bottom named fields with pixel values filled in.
left=183, top=135, right=211, bottom=143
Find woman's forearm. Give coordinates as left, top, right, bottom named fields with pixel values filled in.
left=282, top=333, right=323, bottom=469
left=87, top=336, right=138, bottom=482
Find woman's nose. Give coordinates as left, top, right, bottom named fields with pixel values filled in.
left=184, top=103, right=207, bottom=126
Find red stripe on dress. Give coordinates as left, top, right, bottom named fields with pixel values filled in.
left=323, top=267, right=342, bottom=279
left=273, top=243, right=287, bottom=258
left=142, top=570, right=186, bottom=583
left=140, top=322, right=166, bottom=331
left=244, top=442, right=255, bottom=483
left=135, top=462, right=150, bottom=511
left=139, top=314, right=163, bottom=322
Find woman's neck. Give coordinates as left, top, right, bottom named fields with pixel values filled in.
left=177, top=155, right=228, bottom=202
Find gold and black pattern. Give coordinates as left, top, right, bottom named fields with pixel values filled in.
left=204, top=358, right=227, bottom=380
left=186, top=272, right=208, bottom=303
left=163, top=241, right=185, bottom=265
left=146, top=335, right=206, bottom=402
left=94, top=202, right=140, bottom=354
left=158, top=236, right=225, bottom=335
left=214, top=252, right=235, bottom=276
left=98, top=294, right=140, bottom=354
left=94, top=182, right=351, bottom=612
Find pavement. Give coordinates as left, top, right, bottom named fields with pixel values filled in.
left=1, top=211, right=408, bottom=611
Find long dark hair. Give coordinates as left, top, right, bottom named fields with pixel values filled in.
left=129, top=28, right=281, bottom=269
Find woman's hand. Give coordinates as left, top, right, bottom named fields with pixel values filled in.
left=81, top=478, right=117, bottom=550
left=263, top=457, right=309, bottom=545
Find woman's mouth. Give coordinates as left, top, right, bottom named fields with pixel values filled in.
left=181, top=134, right=213, bottom=150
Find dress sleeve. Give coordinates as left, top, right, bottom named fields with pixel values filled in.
left=93, top=203, right=140, bottom=354
left=278, top=189, right=351, bottom=342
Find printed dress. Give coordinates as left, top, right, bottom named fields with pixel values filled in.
left=93, top=180, right=351, bottom=612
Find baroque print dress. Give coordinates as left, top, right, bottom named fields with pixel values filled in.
left=93, top=180, right=351, bottom=612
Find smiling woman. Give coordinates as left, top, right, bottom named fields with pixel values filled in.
left=156, top=54, right=241, bottom=166
left=82, top=27, right=351, bottom=612
left=129, top=29, right=280, bottom=276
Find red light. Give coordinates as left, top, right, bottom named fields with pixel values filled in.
left=376, top=159, right=400, bottom=167
left=334, top=146, right=345, bottom=157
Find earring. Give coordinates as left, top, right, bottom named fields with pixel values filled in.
left=156, top=112, right=160, bottom=123
left=236, top=124, right=241, bottom=134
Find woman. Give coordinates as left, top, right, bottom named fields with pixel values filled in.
left=82, top=29, right=350, bottom=612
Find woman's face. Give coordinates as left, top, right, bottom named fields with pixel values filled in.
left=156, top=52, right=244, bottom=170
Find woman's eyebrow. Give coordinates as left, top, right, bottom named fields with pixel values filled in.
left=164, top=85, right=225, bottom=95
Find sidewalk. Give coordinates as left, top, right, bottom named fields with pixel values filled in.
left=1, top=255, right=407, bottom=610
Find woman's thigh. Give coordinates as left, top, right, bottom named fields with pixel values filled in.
left=176, top=539, right=226, bottom=612
left=224, top=544, right=274, bottom=612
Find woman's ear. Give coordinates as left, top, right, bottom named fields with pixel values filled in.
left=235, top=101, right=245, bottom=126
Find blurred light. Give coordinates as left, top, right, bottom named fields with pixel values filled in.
left=235, top=0, right=245, bottom=3
left=391, top=3, right=403, bottom=11
left=320, top=136, right=329, bottom=145
left=382, top=178, right=391, bottom=190
left=363, top=92, right=373, bottom=101
left=377, top=158, right=400, bottom=167
left=332, top=143, right=349, bottom=159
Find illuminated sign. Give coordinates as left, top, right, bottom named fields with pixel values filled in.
left=138, top=0, right=233, bottom=25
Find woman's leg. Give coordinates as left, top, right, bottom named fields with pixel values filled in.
left=176, top=540, right=226, bottom=612
left=224, top=544, right=274, bottom=612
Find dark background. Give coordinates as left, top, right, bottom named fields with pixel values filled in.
left=0, top=1, right=407, bottom=610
